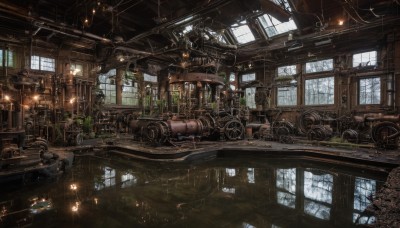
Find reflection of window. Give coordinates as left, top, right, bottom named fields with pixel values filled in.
left=245, top=87, right=256, bottom=109
left=258, top=14, right=297, bottom=38
left=222, top=187, right=236, bottom=194
left=277, top=87, right=297, bottom=106
left=305, top=77, right=334, bottom=105
left=31, top=55, right=55, bottom=72
left=353, top=51, right=377, bottom=67
left=353, top=177, right=376, bottom=225
left=247, top=168, right=255, bottom=184
left=95, top=167, right=116, bottom=190
left=277, top=65, right=296, bottom=77
left=231, top=20, right=255, bottom=44
left=276, top=168, right=296, bottom=208
left=121, top=172, right=137, bottom=188
left=242, top=222, right=256, bottom=228
left=305, top=59, right=333, bottom=73
left=303, top=171, right=333, bottom=220
left=226, top=168, right=236, bottom=177
left=0, top=49, right=14, bottom=67
left=99, top=69, right=117, bottom=104
left=359, top=77, right=380, bottom=105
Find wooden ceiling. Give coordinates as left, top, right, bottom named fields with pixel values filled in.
left=0, top=0, right=399, bottom=73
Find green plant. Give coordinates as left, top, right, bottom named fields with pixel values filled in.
left=82, top=116, right=93, bottom=134
left=239, top=97, right=246, bottom=106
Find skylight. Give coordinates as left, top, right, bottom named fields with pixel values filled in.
left=207, top=29, right=227, bottom=44
left=258, top=14, right=297, bottom=38
left=181, top=24, right=193, bottom=35
left=271, top=0, right=292, bottom=12
left=230, top=20, right=255, bottom=44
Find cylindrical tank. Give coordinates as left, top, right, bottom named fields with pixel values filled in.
left=167, top=119, right=204, bottom=137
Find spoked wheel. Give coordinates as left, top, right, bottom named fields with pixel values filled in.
left=224, top=120, right=244, bottom=140
left=372, top=122, right=400, bottom=149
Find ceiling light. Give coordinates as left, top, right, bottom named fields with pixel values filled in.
left=338, top=20, right=344, bottom=26
left=92, top=9, right=96, bottom=14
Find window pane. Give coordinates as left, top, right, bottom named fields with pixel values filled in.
left=144, top=73, right=157, bottom=82
left=31, top=56, right=40, bottom=70
left=99, top=69, right=117, bottom=104
left=241, top=73, right=256, bottom=82
left=353, top=51, right=377, bottom=67
left=305, top=77, right=334, bottom=105
left=122, top=79, right=139, bottom=106
left=277, top=65, right=296, bottom=77
left=71, top=63, right=83, bottom=76
left=40, top=57, right=55, bottom=72
left=245, top=87, right=256, bottom=109
left=258, top=14, right=297, bottom=38
left=231, top=20, right=255, bottom=44
left=271, top=0, right=292, bottom=12
left=359, top=77, right=380, bottom=104
left=277, top=86, right=297, bottom=106
left=305, top=59, right=333, bottom=73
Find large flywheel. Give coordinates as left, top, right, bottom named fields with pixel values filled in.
left=224, top=120, right=244, bottom=140
left=144, top=121, right=170, bottom=145
left=371, top=121, right=400, bottom=149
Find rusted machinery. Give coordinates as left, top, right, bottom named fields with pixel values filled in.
left=296, top=109, right=400, bottom=149
left=347, top=113, right=400, bottom=149
left=129, top=111, right=244, bottom=145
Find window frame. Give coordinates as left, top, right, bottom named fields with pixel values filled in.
left=277, top=86, right=297, bottom=106
left=230, top=20, right=256, bottom=44
left=304, top=76, right=335, bottom=106
left=352, top=50, right=377, bottom=68
left=358, top=77, right=381, bottom=105
left=98, top=69, right=117, bottom=104
left=304, top=59, right=334, bottom=74
left=31, top=55, right=56, bottom=72
left=0, top=49, right=15, bottom=68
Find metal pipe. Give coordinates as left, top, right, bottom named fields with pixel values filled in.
left=387, top=73, right=394, bottom=107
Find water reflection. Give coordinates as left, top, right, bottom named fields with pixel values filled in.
left=0, top=156, right=387, bottom=228
left=303, top=170, right=333, bottom=220
left=353, top=177, right=376, bottom=224
left=276, top=168, right=296, bottom=209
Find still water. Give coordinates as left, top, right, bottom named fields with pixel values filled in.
left=0, top=154, right=388, bottom=228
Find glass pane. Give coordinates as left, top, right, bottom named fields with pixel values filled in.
left=305, top=77, right=334, bottom=105
left=353, top=51, right=377, bottom=67
left=144, top=73, right=157, bottom=82
left=277, top=86, right=297, bottom=106
left=359, top=77, right=380, bottom=104
left=305, top=59, right=333, bottom=73
left=245, top=87, right=256, bottom=109
left=277, top=65, right=296, bottom=76
left=231, top=20, right=255, bottom=44
left=31, top=56, right=40, bottom=70
left=242, top=73, right=256, bottom=82
left=40, top=57, right=55, bottom=72
left=258, top=14, right=297, bottom=37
